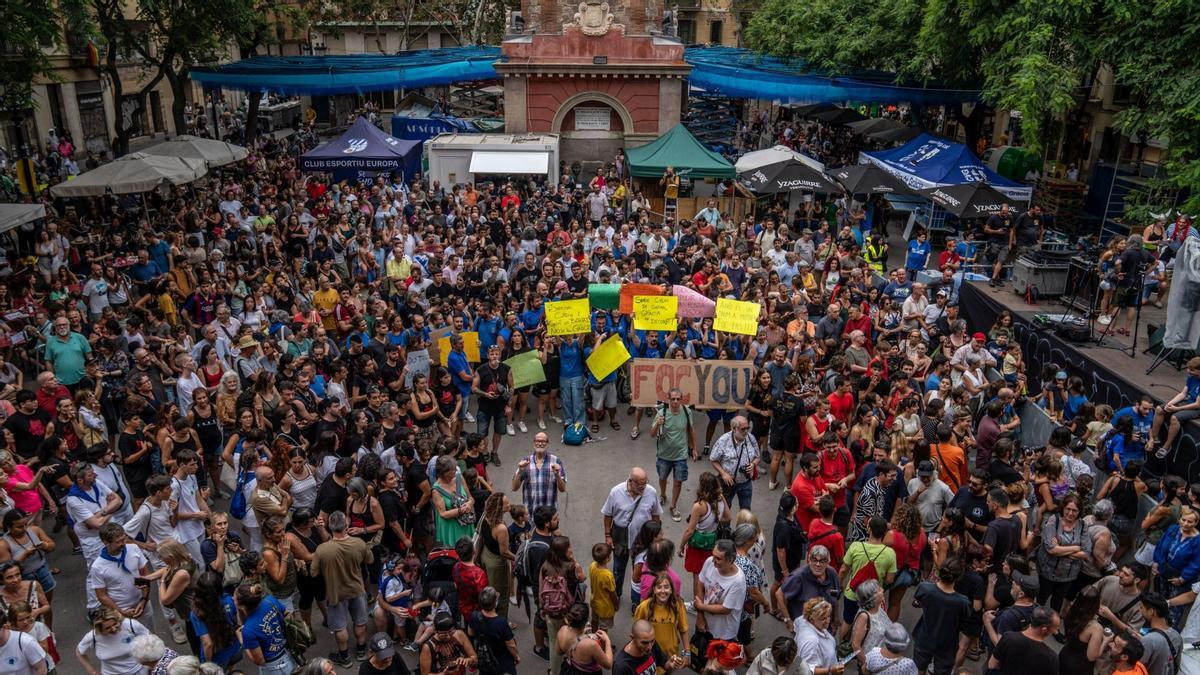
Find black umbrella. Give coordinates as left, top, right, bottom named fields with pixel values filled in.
left=869, top=125, right=924, bottom=143
left=918, top=182, right=1012, bottom=218
left=847, top=117, right=905, bottom=136
left=739, top=159, right=841, bottom=194
left=791, top=102, right=839, bottom=117
left=813, top=107, right=868, bottom=125
left=827, top=164, right=912, bottom=195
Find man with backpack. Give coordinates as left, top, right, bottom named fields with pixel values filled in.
left=651, top=388, right=696, bottom=522
left=515, top=505, right=557, bottom=661
left=1139, top=592, right=1182, bottom=675
left=840, top=517, right=896, bottom=630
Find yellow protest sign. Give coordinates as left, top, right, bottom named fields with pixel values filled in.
left=633, top=295, right=679, bottom=332
left=586, top=334, right=631, bottom=381
left=438, top=331, right=481, bottom=366
left=545, top=298, right=591, bottom=336
left=714, top=298, right=762, bottom=336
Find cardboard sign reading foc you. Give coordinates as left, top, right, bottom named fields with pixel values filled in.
left=629, top=358, right=754, bottom=409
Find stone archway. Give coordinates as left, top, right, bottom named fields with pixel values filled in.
left=550, top=91, right=635, bottom=135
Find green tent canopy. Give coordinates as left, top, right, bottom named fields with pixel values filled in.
left=626, top=124, right=735, bottom=179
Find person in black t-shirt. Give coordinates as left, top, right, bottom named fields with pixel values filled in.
left=982, top=488, right=1020, bottom=574
left=397, top=445, right=432, bottom=554
left=988, top=606, right=1060, bottom=675
left=316, top=456, right=354, bottom=518
left=3, top=392, right=49, bottom=460
left=948, top=469, right=993, bottom=540
left=612, top=620, right=684, bottom=675
left=1113, top=234, right=1155, bottom=336
left=472, top=345, right=513, bottom=460
left=983, top=205, right=1014, bottom=285
left=117, top=410, right=154, bottom=501
left=912, top=558, right=973, bottom=675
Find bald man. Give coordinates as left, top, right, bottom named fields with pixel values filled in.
left=512, top=432, right=568, bottom=512
left=709, top=415, right=758, bottom=510
left=602, top=469, right=662, bottom=607
left=250, top=466, right=290, bottom=523
left=613, top=619, right=686, bottom=673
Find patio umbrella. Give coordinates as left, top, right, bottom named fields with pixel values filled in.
left=739, top=159, right=841, bottom=194
left=141, top=134, right=249, bottom=168
left=869, top=125, right=924, bottom=143
left=918, top=182, right=1012, bottom=218
left=791, top=102, right=839, bottom=117
left=813, top=107, right=868, bottom=125
left=49, top=153, right=208, bottom=197
left=847, top=117, right=905, bottom=136
left=827, top=164, right=912, bottom=195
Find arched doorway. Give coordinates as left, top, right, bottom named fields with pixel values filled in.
left=551, top=93, right=634, bottom=174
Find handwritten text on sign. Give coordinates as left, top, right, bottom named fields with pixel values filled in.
left=545, top=298, right=591, bottom=336
left=629, top=358, right=754, bottom=409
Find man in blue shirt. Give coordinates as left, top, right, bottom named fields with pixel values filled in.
left=474, top=304, right=502, bottom=352
left=128, top=249, right=164, bottom=290
left=1150, top=357, right=1200, bottom=458
left=237, top=584, right=294, bottom=673
left=557, top=335, right=585, bottom=427
left=906, top=229, right=932, bottom=278
left=883, top=268, right=914, bottom=303
left=446, top=334, right=475, bottom=424
left=1112, top=396, right=1155, bottom=458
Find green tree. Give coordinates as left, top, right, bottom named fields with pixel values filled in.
left=0, top=0, right=87, bottom=116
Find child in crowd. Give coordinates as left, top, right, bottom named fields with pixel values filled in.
left=588, top=542, right=617, bottom=632
left=507, top=505, right=531, bottom=605
left=1085, top=404, right=1115, bottom=450
left=376, top=555, right=419, bottom=642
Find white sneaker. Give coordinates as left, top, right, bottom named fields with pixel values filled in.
left=465, top=412, right=476, bottom=423
left=169, top=622, right=187, bottom=645
left=1098, top=314, right=1112, bottom=325
left=551, top=415, right=563, bottom=424
left=518, top=421, right=528, bottom=433
left=507, top=424, right=516, bottom=436
left=510, top=595, right=519, bottom=606
left=538, top=419, right=547, bottom=430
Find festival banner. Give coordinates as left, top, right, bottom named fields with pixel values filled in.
left=586, top=334, right=631, bottom=381
left=545, top=298, right=592, bottom=336
left=588, top=284, right=621, bottom=310
left=713, top=298, right=762, bottom=336
left=633, top=295, right=679, bottom=332
left=504, top=350, right=546, bottom=389
left=619, top=283, right=665, bottom=314
left=672, top=285, right=716, bottom=318
left=629, top=358, right=754, bottom=409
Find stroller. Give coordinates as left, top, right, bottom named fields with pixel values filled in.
left=421, top=546, right=460, bottom=620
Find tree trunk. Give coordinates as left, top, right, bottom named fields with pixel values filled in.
left=245, top=93, right=262, bottom=146
left=166, top=68, right=189, bottom=139
left=955, top=103, right=988, bottom=153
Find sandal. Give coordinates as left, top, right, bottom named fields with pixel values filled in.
left=591, top=423, right=600, bottom=434
left=610, top=421, right=621, bottom=431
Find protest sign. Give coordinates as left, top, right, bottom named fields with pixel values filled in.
left=504, top=350, right=546, bottom=389
left=438, top=331, right=481, bottom=366
left=629, top=358, right=754, bottom=409
left=588, top=284, right=620, bottom=310
left=713, top=298, right=762, bottom=336
left=672, top=285, right=716, bottom=318
left=428, top=326, right=452, bottom=366
left=586, top=334, right=631, bottom=381
left=619, top=283, right=664, bottom=314
left=633, top=295, right=679, bottom=332
left=545, top=298, right=592, bottom=336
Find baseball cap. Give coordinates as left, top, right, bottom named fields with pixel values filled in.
left=1055, top=371, right=1068, bottom=380
left=917, top=460, right=935, bottom=477
left=972, top=332, right=987, bottom=342
left=936, top=289, right=949, bottom=297
left=368, top=632, right=395, bottom=659
left=1012, top=570, right=1040, bottom=596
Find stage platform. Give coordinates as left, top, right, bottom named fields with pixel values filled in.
left=959, top=280, right=1198, bottom=480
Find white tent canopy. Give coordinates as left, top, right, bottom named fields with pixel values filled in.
left=0, top=204, right=46, bottom=235
left=735, top=145, right=826, bottom=174
left=141, top=135, right=248, bottom=168
left=49, top=153, right=207, bottom=197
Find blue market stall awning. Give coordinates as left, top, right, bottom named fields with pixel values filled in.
left=861, top=132, right=1031, bottom=202
left=683, top=46, right=980, bottom=106
left=190, top=45, right=980, bottom=105
left=299, top=117, right=422, bottom=181
left=191, top=47, right=503, bottom=95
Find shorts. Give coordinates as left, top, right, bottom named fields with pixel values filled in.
left=891, top=568, right=918, bottom=591
left=769, top=433, right=800, bottom=454
left=326, top=594, right=369, bottom=632
left=684, top=544, right=714, bottom=574
left=593, top=616, right=614, bottom=631
left=1116, top=285, right=1140, bottom=308
left=22, top=563, right=55, bottom=593
left=656, top=457, right=689, bottom=483
left=1168, top=408, right=1200, bottom=424
left=1013, top=244, right=1038, bottom=262
left=476, top=407, right=508, bottom=435
left=707, top=410, right=736, bottom=424
left=841, top=596, right=860, bottom=625
left=590, top=381, right=618, bottom=410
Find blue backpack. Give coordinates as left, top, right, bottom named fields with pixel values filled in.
left=562, top=423, right=589, bottom=446
left=229, top=470, right=250, bottom=520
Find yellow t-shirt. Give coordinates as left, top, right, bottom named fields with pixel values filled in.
left=588, top=562, right=616, bottom=619
left=312, top=287, right=340, bottom=330
left=633, top=598, right=688, bottom=656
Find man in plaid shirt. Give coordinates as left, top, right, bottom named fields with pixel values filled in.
left=511, top=431, right=568, bottom=511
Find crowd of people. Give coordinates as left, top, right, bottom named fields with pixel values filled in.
left=0, top=109, right=1193, bottom=675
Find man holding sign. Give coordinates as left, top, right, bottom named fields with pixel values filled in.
left=585, top=334, right=630, bottom=434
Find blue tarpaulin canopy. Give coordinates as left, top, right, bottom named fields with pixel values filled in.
left=299, top=117, right=422, bottom=182
left=190, top=46, right=981, bottom=106
left=861, top=133, right=1032, bottom=202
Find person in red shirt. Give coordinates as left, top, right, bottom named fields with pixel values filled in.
left=806, top=495, right=846, bottom=571
left=827, top=377, right=854, bottom=424
left=840, top=304, right=873, bottom=345
left=817, top=432, right=856, bottom=528
left=451, top=537, right=488, bottom=618
left=35, top=372, right=70, bottom=417
left=938, top=237, right=963, bottom=271
left=789, top=452, right=826, bottom=531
